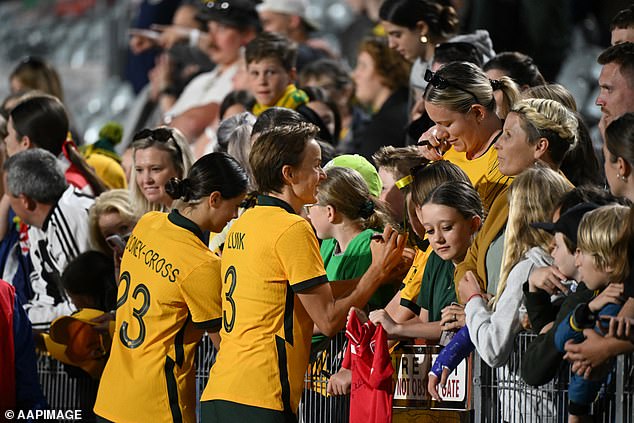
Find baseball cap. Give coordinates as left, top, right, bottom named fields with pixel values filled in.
left=531, top=202, right=599, bottom=246
left=325, top=154, right=383, bottom=197
left=43, top=308, right=114, bottom=379
left=197, top=0, right=261, bottom=30
left=257, top=0, right=320, bottom=31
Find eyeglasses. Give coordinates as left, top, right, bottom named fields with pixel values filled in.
left=132, top=127, right=182, bottom=158
left=303, top=203, right=323, bottom=215
left=424, top=69, right=480, bottom=105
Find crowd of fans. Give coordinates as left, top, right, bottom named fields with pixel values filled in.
left=2, top=1, right=634, bottom=422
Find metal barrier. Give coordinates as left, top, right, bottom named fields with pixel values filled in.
left=36, top=353, right=99, bottom=422
left=36, top=331, right=633, bottom=422
left=299, top=332, right=350, bottom=423
left=472, top=332, right=633, bottom=423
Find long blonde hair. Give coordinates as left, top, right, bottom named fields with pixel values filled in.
left=493, top=165, right=572, bottom=307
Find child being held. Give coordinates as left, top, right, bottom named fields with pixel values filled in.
left=553, top=204, right=630, bottom=422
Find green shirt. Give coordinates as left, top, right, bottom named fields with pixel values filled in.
left=416, top=251, right=458, bottom=322
left=320, top=229, right=395, bottom=310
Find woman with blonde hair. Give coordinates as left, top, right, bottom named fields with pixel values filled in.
left=443, top=97, right=579, bottom=325
left=419, top=61, right=518, bottom=214
left=129, top=126, right=194, bottom=215
left=495, top=98, right=578, bottom=177
left=429, top=165, right=572, bottom=421
left=522, top=84, right=603, bottom=187
left=89, top=189, right=140, bottom=257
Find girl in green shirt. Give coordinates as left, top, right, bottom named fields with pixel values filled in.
left=307, top=166, right=395, bottom=309
left=370, top=181, right=483, bottom=342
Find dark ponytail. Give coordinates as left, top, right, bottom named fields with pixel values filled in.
left=165, top=152, right=248, bottom=203
left=378, top=0, right=458, bottom=41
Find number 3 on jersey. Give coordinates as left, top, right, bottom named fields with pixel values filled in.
left=117, top=271, right=151, bottom=349
left=223, top=266, right=237, bottom=333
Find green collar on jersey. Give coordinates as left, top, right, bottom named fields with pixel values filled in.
left=257, top=195, right=296, bottom=214
left=168, top=209, right=206, bottom=244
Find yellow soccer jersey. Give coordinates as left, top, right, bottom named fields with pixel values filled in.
left=444, top=143, right=512, bottom=215
left=399, top=243, right=432, bottom=315
left=94, top=210, right=223, bottom=423
left=201, top=195, right=328, bottom=414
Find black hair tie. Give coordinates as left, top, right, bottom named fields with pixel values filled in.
left=359, top=200, right=375, bottom=219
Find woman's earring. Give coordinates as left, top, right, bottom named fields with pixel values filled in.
left=420, top=34, right=428, bottom=44
left=617, top=173, right=628, bottom=181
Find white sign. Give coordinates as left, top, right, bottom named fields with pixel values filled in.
left=392, top=352, right=467, bottom=403
left=393, top=353, right=429, bottom=400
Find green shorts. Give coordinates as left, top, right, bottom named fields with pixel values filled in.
left=200, top=400, right=297, bottom=423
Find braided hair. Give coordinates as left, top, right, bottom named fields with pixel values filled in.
left=510, top=98, right=578, bottom=166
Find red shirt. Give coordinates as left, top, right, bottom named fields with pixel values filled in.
left=342, top=310, right=393, bottom=423
left=0, top=281, right=16, bottom=411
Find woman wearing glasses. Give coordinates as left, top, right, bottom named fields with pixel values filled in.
left=94, top=152, right=249, bottom=423
left=129, top=126, right=194, bottom=215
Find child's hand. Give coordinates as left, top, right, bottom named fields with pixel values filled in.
left=327, top=368, right=351, bottom=396
left=458, top=271, right=483, bottom=303
left=427, top=368, right=451, bottom=401
left=528, top=265, right=569, bottom=295
left=440, top=303, right=466, bottom=331
left=588, top=283, right=625, bottom=312
left=369, top=309, right=397, bottom=336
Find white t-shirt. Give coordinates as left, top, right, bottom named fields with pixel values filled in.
left=25, top=186, right=95, bottom=324
left=165, top=62, right=239, bottom=120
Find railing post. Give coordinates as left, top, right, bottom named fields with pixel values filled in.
left=472, top=352, right=482, bottom=423
left=616, top=354, right=625, bottom=423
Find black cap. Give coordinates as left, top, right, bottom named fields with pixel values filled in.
left=196, top=0, right=261, bottom=30
left=531, top=202, right=600, bottom=246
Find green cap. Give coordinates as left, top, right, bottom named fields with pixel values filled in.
left=325, top=154, right=383, bottom=197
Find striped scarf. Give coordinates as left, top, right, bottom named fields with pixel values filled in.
left=252, top=84, right=309, bottom=116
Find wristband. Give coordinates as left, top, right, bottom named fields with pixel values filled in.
left=466, top=293, right=483, bottom=303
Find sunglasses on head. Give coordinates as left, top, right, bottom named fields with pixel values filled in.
left=424, top=69, right=480, bottom=105
left=133, top=127, right=182, bottom=156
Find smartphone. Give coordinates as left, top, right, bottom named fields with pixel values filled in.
left=106, top=234, right=127, bottom=253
